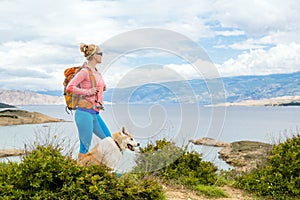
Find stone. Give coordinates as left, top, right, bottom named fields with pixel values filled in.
left=189, top=137, right=230, bottom=147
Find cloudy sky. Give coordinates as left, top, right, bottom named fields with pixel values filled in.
left=0, top=0, right=299, bottom=92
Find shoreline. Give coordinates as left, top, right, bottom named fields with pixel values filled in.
left=0, top=149, right=26, bottom=158
left=211, top=95, right=300, bottom=107
left=0, top=109, right=64, bottom=126
left=190, top=138, right=272, bottom=171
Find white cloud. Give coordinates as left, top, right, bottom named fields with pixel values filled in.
left=102, top=54, right=221, bottom=88
left=104, top=63, right=204, bottom=88
left=165, top=59, right=220, bottom=80
left=215, top=30, right=245, bottom=36
left=228, top=39, right=268, bottom=50
left=218, top=43, right=300, bottom=77
left=212, top=0, right=300, bottom=40
left=0, top=0, right=300, bottom=91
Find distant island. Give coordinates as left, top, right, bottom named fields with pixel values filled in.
left=213, top=96, right=300, bottom=107
left=0, top=103, right=16, bottom=108
left=0, top=109, right=64, bottom=126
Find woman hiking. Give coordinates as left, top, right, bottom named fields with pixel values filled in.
left=66, top=43, right=112, bottom=161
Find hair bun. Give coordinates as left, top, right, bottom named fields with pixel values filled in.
left=80, top=43, right=90, bottom=57
left=80, top=43, right=98, bottom=58
left=80, top=43, right=87, bottom=53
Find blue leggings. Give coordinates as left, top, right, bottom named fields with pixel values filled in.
left=75, top=109, right=112, bottom=154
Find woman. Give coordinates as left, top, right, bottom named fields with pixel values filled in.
left=66, top=43, right=112, bottom=160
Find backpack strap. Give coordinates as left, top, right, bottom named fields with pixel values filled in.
left=83, top=67, right=104, bottom=110
left=85, top=67, right=96, bottom=88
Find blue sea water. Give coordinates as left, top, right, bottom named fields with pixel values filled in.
left=1, top=104, right=300, bottom=171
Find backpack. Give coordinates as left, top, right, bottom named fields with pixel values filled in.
left=63, top=66, right=96, bottom=113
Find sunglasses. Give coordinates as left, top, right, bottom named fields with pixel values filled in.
left=95, top=52, right=103, bottom=56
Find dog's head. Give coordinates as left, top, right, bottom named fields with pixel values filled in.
left=112, top=127, right=140, bottom=152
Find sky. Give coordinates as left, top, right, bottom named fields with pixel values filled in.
left=0, top=0, right=300, bottom=91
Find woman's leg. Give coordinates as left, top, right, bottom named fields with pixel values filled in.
left=93, top=113, right=112, bottom=139
left=75, top=109, right=94, bottom=154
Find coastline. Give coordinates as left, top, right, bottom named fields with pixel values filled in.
left=190, top=138, right=272, bottom=171
left=212, top=95, right=300, bottom=107
left=0, top=109, right=64, bottom=126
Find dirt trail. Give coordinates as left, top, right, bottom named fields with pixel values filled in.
left=164, top=185, right=254, bottom=200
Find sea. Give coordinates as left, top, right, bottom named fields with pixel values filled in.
left=1, top=104, right=300, bottom=172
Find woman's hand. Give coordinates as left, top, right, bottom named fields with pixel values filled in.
left=90, top=87, right=99, bottom=95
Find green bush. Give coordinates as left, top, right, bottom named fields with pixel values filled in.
left=134, top=139, right=185, bottom=173
left=134, top=139, right=218, bottom=188
left=0, top=144, right=165, bottom=199
left=234, top=134, right=300, bottom=199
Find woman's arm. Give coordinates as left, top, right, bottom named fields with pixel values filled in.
left=66, top=69, right=93, bottom=96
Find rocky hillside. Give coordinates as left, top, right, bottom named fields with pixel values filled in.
left=103, top=71, right=300, bottom=104
left=0, top=90, right=64, bottom=105
left=1, top=71, right=300, bottom=105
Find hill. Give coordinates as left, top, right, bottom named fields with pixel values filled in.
left=0, top=90, right=64, bottom=105
left=103, top=71, right=300, bottom=104
left=1, top=71, right=300, bottom=105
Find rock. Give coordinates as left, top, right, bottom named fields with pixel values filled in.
left=0, top=109, right=63, bottom=126
left=190, top=138, right=273, bottom=171
left=219, top=141, right=272, bottom=171
left=189, top=137, right=230, bottom=147
left=0, top=149, right=26, bottom=157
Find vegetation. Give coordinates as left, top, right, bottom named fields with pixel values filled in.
left=0, top=137, right=231, bottom=199
left=133, top=139, right=228, bottom=198
left=0, top=144, right=165, bottom=200
left=234, top=134, right=300, bottom=199
left=3, top=133, right=299, bottom=199
left=193, top=184, right=229, bottom=198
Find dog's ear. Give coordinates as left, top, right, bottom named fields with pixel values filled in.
left=122, top=127, right=129, bottom=136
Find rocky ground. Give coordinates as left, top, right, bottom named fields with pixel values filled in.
left=191, top=137, right=272, bottom=172
left=219, top=140, right=272, bottom=171
left=164, top=184, right=254, bottom=200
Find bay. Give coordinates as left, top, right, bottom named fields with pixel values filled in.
left=1, top=104, right=300, bottom=171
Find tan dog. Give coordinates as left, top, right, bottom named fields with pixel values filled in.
left=77, top=127, right=140, bottom=170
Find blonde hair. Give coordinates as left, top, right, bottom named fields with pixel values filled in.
left=80, top=43, right=98, bottom=60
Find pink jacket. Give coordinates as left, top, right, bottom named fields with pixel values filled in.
left=66, top=66, right=105, bottom=112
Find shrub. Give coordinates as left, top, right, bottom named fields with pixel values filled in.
left=234, top=134, right=300, bottom=199
left=134, top=139, right=218, bottom=188
left=134, top=139, right=185, bottom=173
left=0, top=144, right=165, bottom=199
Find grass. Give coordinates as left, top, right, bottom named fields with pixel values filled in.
left=193, top=184, right=229, bottom=198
